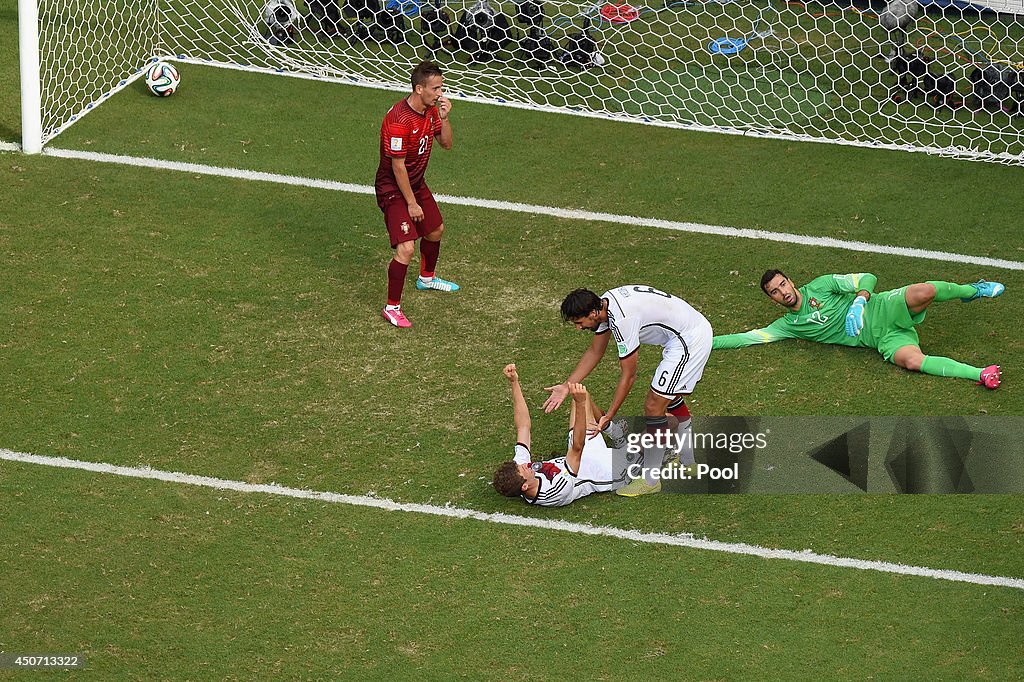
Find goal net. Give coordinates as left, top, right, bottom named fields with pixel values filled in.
left=26, top=1, right=159, bottom=148
left=24, top=0, right=1024, bottom=163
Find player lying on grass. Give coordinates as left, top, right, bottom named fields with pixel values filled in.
left=492, top=364, right=628, bottom=507
left=713, top=270, right=1004, bottom=389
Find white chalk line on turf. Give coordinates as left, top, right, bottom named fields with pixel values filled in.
left=3, top=449, right=1022, bottom=591
left=38, top=146, right=1024, bottom=272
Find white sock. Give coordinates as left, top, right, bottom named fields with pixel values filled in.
left=674, top=418, right=695, bottom=466
left=385, top=304, right=401, bottom=311
left=640, top=417, right=672, bottom=484
left=418, top=275, right=433, bottom=282
left=641, top=438, right=667, bottom=486
left=603, top=419, right=626, bottom=447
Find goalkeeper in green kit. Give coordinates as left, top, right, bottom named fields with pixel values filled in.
left=713, top=270, right=1004, bottom=389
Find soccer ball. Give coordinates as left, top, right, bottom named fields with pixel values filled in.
left=263, top=0, right=299, bottom=29
left=145, top=62, right=180, bottom=97
left=263, top=0, right=299, bottom=45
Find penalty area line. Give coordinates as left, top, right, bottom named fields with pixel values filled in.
left=39, top=146, right=1024, bottom=272
left=3, top=448, right=1023, bottom=591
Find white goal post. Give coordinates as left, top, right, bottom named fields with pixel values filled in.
left=18, top=0, right=42, bottom=154
left=18, top=0, right=1024, bottom=164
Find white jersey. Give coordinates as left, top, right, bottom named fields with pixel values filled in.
left=513, top=433, right=624, bottom=507
left=597, top=285, right=711, bottom=358
left=596, top=285, right=714, bottom=396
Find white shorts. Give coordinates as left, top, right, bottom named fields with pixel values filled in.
left=650, top=324, right=712, bottom=397
left=566, top=429, right=612, bottom=457
left=566, top=430, right=624, bottom=491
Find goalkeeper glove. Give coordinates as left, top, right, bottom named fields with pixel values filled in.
left=845, top=295, right=867, bottom=337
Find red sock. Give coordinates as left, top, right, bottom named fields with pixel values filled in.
left=420, top=239, right=441, bottom=279
left=668, top=400, right=690, bottom=420
left=387, top=258, right=409, bottom=306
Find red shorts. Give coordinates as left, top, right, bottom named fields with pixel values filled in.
left=379, top=185, right=443, bottom=248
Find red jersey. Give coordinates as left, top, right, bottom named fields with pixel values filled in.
left=375, top=98, right=443, bottom=204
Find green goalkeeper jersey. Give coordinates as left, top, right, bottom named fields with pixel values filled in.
left=714, top=273, right=879, bottom=350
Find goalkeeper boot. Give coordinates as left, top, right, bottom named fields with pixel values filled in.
left=615, top=477, right=661, bottom=497
left=382, top=305, right=412, bottom=328
left=961, top=280, right=1005, bottom=302
left=978, top=365, right=1001, bottom=390
left=416, top=276, right=460, bottom=292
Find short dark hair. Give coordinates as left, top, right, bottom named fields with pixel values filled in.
left=492, top=461, right=525, bottom=497
left=411, top=61, right=443, bottom=90
left=760, top=269, right=788, bottom=294
left=560, top=289, right=602, bottom=322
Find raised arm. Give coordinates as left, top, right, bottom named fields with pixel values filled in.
left=566, top=382, right=589, bottom=473
left=504, top=363, right=531, bottom=450
left=543, top=332, right=611, bottom=413
left=435, top=97, right=452, bottom=150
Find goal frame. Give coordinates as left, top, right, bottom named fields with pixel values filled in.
left=17, top=0, right=1024, bottom=165
left=18, top=0, right=42, bottom=154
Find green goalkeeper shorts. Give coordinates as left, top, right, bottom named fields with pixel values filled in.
left=865, top=287, right=927, bottom=362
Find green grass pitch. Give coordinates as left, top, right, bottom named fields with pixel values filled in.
left=1, top=8, right=1022, bottom=679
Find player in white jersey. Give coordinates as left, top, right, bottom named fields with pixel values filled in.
left=543, top=285, right=713, bottom=497
left=492, top=364, right=627, bottom=507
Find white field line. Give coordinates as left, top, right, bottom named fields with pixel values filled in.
left=3, top=449, right=1022, bottom=591
left=28, top=146, right=1024, bottom=272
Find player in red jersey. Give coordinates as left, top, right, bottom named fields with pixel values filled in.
left=375, top=61, right=458, bottom=328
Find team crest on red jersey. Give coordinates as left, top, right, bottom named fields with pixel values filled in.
left=809, top=298, right=821, bottom=309
left=532, top=462, right=562, bottom=481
